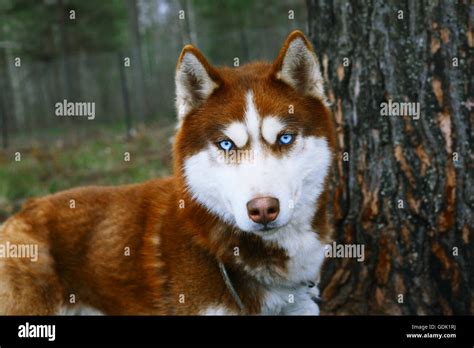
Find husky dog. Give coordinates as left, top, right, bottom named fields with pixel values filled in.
left=0, top=31, right=335, bottom=315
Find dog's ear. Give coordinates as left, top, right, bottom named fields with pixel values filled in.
left=272, top=30, right=325, bottom=100
left=175, top=45, right=221, bottom=120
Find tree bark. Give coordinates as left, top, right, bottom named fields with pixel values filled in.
left=0, top=18, right=11, bottom=148
left=307, top=0, right=473, bottom=315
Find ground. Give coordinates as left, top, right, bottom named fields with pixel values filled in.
left=0, top=122, right=174, bottom=222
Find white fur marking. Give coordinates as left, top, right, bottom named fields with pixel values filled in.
left=58, top=305, right=104, bottom=316
left=244, top=91, right=260, bottom=144
left=262, top=117, right=285, bottom=144
left=224, top=122, right=248, bottom=148
left=260, top=285, right=320, bottom=315
left=199, top=305, right=235, bottom=315
left=183, top=128, right=332, bottom=235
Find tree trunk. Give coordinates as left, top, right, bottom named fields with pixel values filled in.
left=118, top=52, right=133, bottom=140
left=57, top=0, right=73, bottom=100
left=178, top=0, right=197, bottom=46
left=307, top=0, right=473, bottom=315
left=0, top=49, right=9, bottom=149
left=0, top=18, right=12, bottom=148
left=127, top=0, right=148, bottom=122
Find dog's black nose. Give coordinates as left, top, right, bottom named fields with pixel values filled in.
left=246, top=197, right=280, bottom=226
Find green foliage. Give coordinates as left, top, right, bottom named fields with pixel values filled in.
left=0, top=123, right=173, bottom=217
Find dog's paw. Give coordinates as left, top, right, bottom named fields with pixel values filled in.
left=301, top=281, right=321, bottom=307
left=280, top=283, right=321, bottom=316
left=306, top=281, right=320, bottom=298
left=281, top=297, right=320, bottom=315
left=297, top=299, right=320, bottom=315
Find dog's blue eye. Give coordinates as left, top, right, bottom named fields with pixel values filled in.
left=278, top=134, right=293, bottom=145
left=218, top=140, right=234, bottom=151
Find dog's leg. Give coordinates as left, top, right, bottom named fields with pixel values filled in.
left=0, top=218, right=64, bottom=315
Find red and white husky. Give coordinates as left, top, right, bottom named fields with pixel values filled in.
left=0, top=31, right=335, bottom=315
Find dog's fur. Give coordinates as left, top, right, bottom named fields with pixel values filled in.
left=0, top=31, right=335, bottom=315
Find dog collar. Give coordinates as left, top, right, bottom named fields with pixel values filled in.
left=218, top=261, right=246, bottom=314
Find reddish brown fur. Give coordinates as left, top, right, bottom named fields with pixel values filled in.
left=0, top=31, right=335, bottom=315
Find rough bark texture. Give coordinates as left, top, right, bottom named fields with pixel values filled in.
left=307, top=0, right=473, bottom=315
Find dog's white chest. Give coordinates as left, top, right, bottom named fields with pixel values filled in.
left=274, top=226, right=326, bottom=283
left=258, top=227, right=325, bottom=315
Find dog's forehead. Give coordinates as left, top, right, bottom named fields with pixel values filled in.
left=221, top=90, right=287, bottom=146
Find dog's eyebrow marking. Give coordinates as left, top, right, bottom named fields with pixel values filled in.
left=244, top=91, right=260, bottom=144
left=223, top=122, right=248, bottom=148
left=262, top=117, right=285, bottom=144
